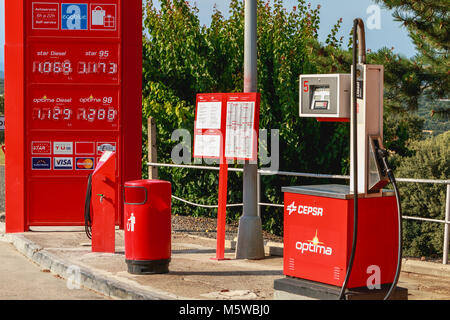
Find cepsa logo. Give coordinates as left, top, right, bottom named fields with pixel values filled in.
left=295, top=230, right=333, bottom=256
left=286, top=201, right=323, bottom=217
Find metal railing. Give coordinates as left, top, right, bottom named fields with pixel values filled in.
left=148, top=162, right=450, bottom=265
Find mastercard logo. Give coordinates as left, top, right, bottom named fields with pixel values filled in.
left=75, top=158, right=95, bottom=170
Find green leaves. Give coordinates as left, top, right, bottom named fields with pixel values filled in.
left=395, top=131, right=450, bottom=257
left=141, top=1, right=441, bottom=243
left=142, top=0, right=352, bottom=233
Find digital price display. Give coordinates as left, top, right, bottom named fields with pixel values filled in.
left=28, top=43, right=120, bottom=84
left=29, top=89, right=119, bottom=130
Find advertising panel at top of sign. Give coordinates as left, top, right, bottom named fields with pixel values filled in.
left=26, top=0, right=120, bottom=38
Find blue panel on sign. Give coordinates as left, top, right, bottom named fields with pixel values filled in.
left=61, top=4, right=88, bottom=30
left=32, top=158, right=51, bottom=170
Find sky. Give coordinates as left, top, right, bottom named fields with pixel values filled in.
left=0, top=0, right=416, bottom=73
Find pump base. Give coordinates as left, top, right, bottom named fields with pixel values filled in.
left=274, top=277, right=408, bottom=300
left=126, top=259, right=170, bottom=275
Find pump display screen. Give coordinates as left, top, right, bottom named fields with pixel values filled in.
left=310, top=86, right=331, bottom=110
left=313, top=101, right=329, bottom=110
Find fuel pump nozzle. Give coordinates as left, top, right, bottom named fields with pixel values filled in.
left=377, top=148, right=393, bottom=181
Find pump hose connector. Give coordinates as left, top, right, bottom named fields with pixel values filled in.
left=84, top=173, right=93, bottom=239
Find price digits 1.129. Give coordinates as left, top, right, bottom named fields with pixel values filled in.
left=32, top=107, right=117, bottom=122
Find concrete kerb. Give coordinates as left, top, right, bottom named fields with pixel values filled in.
left=0, top=225, right=181, bottom=300
left=1, top=222, right=450, bottom=300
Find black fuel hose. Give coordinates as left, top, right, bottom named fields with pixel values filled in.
left=338, top=18, right=363, bottom=300
left=84, top=173, right=93, bottom=239
left=378, top=149, right=403, bottom=300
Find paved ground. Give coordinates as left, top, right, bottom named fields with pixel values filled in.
left=0, top=240, right=107, bottom=300
left=1, top=221, right=449, bottom=300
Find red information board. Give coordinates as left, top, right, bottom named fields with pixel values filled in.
left=193, top=92, right=260, bottom=260
left=193, top=93, right=260, bottom=161
left=5, top=0, right=142, bottom=231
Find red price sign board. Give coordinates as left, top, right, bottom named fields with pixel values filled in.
left=5, top=0, right=142, bottom=232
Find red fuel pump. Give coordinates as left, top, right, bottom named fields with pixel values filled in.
left=84, top=151, right=117, bottom=253
left=278, top=18, right=403, bottom=300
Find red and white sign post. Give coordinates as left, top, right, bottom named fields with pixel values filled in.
left=193, top=93, right=260, bottom=260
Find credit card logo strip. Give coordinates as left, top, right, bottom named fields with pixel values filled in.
left=75, top=142, right=95, bottom=155
left=54, top=157, right=74, bottom=170
left=32, top=157, right=52, bottom=170
left=31, top=141, right=52, bottom=155
left=75, top=157, right=95, bottom=170
left=53, top=142, right=74, bottom=155
left=96, top=142, right=116, bottom=155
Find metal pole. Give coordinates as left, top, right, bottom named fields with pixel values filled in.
left=235, top=0, right=265, bottom=260
left=443, top=184, right=450, bottom=264
left=257, top=171, right=261, bottom=217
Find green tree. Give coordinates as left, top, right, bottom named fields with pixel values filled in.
left=143, top=0, right=351, bottom=233
left=374, top=0, right=449, bottom=118
left=394, top=131, right=449, bottom=257
left=142, top=0, right=436, bottom=240
left=0, top=95, right=4, bottom=114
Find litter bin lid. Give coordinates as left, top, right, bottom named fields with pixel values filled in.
left=125, top=179, right=171, bottom=187
left=124, top=180, right=171, bottom=205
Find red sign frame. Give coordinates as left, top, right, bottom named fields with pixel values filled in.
left=193, top=92, right=260, bottom=162
left=5, top=0, right=142, bottom=232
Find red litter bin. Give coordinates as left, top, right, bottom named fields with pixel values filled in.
left=124, top=180, right=172, bottom=274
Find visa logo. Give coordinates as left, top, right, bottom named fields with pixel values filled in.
left=54, top=157, right=73, bottom=170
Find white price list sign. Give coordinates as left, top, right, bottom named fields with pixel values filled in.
left=194, top=134, right=221, bottom=158
left=195, top=101, right=222, bottom=129
left=224, top=101, right=255, bottom=159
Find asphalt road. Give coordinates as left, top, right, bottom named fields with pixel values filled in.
left=0, top=241, right=107, bottom=300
